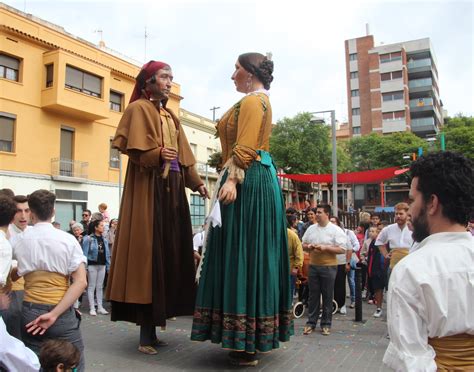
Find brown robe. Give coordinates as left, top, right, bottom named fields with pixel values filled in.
left=106, top=98, right=202, bottom=308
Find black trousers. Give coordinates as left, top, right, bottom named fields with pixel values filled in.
left=333, top=264, right=347, bottom=309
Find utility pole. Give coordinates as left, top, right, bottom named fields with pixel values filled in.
left=144, top=27, right=148, bottom=62
left=210, top=106, right=220, bottom=122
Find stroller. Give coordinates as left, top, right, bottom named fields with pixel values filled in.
left=293, top=275, right=338, bottom=319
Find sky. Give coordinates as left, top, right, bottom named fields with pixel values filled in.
left=3, top=0, right=473, bottom=122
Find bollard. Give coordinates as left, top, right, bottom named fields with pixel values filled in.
left=354, top=263, right=363, bottom=322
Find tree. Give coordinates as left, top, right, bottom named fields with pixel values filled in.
left=347, top=132, right=427, bottom=170
left=441, top=115, right=474, bottom=160
left=270, top=112, right=331, bottom=174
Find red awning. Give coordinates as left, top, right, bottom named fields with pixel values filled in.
left=278, top=167, right=409, bottom=184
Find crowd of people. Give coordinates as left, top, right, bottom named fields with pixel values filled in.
left=0, top=51, right=473, bottom=372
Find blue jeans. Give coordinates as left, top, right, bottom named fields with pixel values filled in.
left=290, top=274, right=297, bottom=299
left=347, top=269, right=355, bottom=303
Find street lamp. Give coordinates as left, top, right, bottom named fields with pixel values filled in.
left=311, top=110, right=338, bottom=217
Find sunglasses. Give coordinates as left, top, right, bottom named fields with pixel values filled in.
left=82, top=214, right=89, bottom=217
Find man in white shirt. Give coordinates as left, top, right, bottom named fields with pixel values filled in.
left=0, top=195, right=40, bottom=372
left=13, top=189, right=87, bottom=371
left=302, top=205, right=347, bottom=336
left=376, top=202, right=413, bottom=281
left=383, top=151, right=474, bottom=371
left=4, top=194, right=31, bottom=340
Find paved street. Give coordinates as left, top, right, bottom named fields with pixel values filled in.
left=81, top=301, right=391, bottom=371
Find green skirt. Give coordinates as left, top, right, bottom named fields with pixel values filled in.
left=191, top=151, right=293, bottom=353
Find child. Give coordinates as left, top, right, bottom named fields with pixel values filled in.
left=98, top=203, right=110, bottom=223
left=39, top=339, right=80, bottom=372
left=366, top=226, right=386, bottom=317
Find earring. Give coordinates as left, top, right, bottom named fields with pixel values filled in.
left=246, top=74, right=253, bottom=92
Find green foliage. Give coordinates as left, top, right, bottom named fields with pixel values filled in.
left=270, top=112, right=332, bottom=174
left=347, top=132, right=427, bottom=170
left=441, top=115, right=474, bottom=160
left=207, top=151, right=222, bottom=170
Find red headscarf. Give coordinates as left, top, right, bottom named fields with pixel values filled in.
left=129, top=60, right=170, bottom=103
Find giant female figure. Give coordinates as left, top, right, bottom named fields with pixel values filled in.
left=191, top=53, right=292, bottom=366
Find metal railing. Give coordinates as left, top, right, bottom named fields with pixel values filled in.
left=51, top=158, right=88, bottom=179
left=196, top=162, right=218, bottom=176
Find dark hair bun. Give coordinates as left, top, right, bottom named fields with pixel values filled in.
left=256, top=59, right=274, bottom=90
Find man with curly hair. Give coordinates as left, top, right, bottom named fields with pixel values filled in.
left=383, top=151, right=474, bottom=371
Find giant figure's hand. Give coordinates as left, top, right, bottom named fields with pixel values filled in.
left=197, top=185, right=210, bottom=199
left=218, top=179, right=237, bottom=205
left=161, top=147, right=178, bottom=161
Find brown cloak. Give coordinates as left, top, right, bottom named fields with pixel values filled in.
left=106, top=98, right=202, bottom=305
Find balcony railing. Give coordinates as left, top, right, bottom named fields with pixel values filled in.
left=409, top=78, right=433, bottom=89
left=407, top=59, right=432, bottom=69
left=411, top=117, right=435, bottom=128
left=410, top=98, right=434, bottom=107
left=51, top=158, right=88, bottom=179
left=196, top=162, right=218, bottom=176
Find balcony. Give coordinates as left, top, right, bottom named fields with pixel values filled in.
left=409, top=78, right=432, bottom=89
left=411, top=117, right=438, bottom=136
left=407, top=59, right=431, bottom=70
left=41, top=50, right=110, bottom=121
left=410, top=97, right=433, bottom=107
left=196, top=162, right=218, bottom=178
left=51, top=158, right=88, bottom=182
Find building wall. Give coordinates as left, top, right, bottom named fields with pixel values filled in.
left=0, top=4, right=217, bottom=231
left=345, top=33, right=441, bottom=138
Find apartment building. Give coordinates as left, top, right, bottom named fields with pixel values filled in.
left=345, top=34, right=442, bottom=138
left=0, top=4, right=219, bottom=230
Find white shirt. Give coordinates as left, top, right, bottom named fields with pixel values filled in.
left=193, top=231, right=205, bottom=252
left=336, top=228, right=361, bottom=265
left=13, top=222, right=86, bottom=276
left=0, top=317, right=40, bottom=372
left=383, top=232, right=474, bottom=371
left=375, top=223, right=413, bottom=250
left=8, top=224, right=31, bottom=269
left=302, top=223, right=347, bottom=250
left=0, top=231, right=12, bottom=286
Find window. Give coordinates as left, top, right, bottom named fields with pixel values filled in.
left=382, top=91, right=404, bottom=101
left=207, top=147, right=214, bottom=158
left=0, top=54, right=20, bottom=81
left=349, top=53, right=357, bottom=61
left=392, top=70, right=402, bottom=79
left=0, top=115, right=15, bottom=152
left=380, top=51, right=402, bottom=64
left=351, top=89, right=359, bottom=97
left=190, top=194, right=205, bottom=228
left=381, top=71, right=403, bottom=82
left=46, top=64, right=53, bottom=87
left=352, top=108, right=360, bottom=115
left=60, top=127, right=74, bottom=176
left=383, top=111, right=405, bottom=121
left=352, top=127, right=361, bottom=135
left=190, top=143, right=197, bottom=157
left=110, top=91, right=123, bottom=112
left=350, top=71, right=358, bottom=79
left=65, top=65, right=102, bottom=97
left=109, top=139, right=120, bottom=168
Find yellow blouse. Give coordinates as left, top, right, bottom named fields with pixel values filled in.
left=217, top=92, right=272, bottom=170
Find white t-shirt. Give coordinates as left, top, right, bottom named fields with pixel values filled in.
left=375, top=223, right=413, bottom=250
left=383, top=232, right=474, bottom=371
left=193, top=231, right=205, bottom=252
left=13, top=222, right=86, bottom=276
left=302, top=223, right=347, bottom=249
left=0, top=231, right=12, bottom=286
